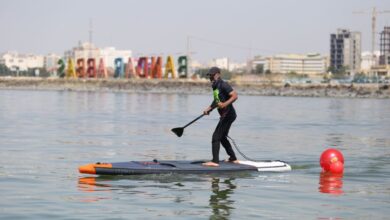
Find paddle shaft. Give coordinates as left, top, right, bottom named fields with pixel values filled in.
left=181, top=114, right=205, bottom=129
left=181, top=104, right=217, bottom=128
left=171, top=105, right=216, bottom=137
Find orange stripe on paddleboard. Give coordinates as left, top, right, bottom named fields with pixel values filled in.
left=78, top=163, right=112, bottom=174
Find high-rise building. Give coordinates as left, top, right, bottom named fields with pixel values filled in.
left=379, top=26, right=390, bottom=65
left=330, top=29, right=361, bottom=75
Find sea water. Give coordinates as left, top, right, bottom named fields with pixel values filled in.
left=0, top=90, right=389, bottom=219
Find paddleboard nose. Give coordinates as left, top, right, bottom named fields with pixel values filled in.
left=79, top=164, right=96, bottom=174
left=79, top=163, right=113, bottom=174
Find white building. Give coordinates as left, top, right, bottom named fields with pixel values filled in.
left=44, top=53, right=61, bottom=73
left=64, top=42, right=132, bottom=69
left=45, top=53, right=62, bottom=77
left=100, top=47, right=132, bottom=69
left=360, top=51, right=380, bottom=74
left=0, top=52, right=44, bottom=71
left=64, top=42, right=100, bottom=62
left=252, top=54, right=327, bottom=75
left=208, top=57, right=246, bottom=72
left=210, top=57, right=229, bottom=70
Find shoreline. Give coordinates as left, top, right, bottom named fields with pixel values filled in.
left=0, top=77, right=389, bottom=98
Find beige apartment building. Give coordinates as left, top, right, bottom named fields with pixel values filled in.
left=252, top=53, right=328, bottom=76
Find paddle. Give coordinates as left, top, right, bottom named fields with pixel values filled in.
left=171, top=114, right=205, bottom=137
left=171, top=106, right=216, bottom=137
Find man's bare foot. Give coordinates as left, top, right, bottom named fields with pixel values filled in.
left=202, top=161, right=219, bottom=167
left=224, top=159, right=240, bottom=164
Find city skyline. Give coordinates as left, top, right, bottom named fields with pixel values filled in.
left=1, top=0, right=390, bottom=62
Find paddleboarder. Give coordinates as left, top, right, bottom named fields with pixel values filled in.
left=203, top=67, right=238, bottom=167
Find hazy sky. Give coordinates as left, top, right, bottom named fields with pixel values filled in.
left=1, top=0, right=390, bottom=62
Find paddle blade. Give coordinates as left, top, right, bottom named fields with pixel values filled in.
left=171, top=127, right=184, bottom=137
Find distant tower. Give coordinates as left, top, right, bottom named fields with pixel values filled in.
left=379, top=26, right=390, bottom=65
left=89, top=19, right=93, bottom=45
left=89, top=19, right=93, bottom=58
left=330, top=29, right=361, bottom=76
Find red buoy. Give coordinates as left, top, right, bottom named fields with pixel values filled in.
left=329, top=161, right=344, bottom=174
left=320, top=148, right=344, bottom=173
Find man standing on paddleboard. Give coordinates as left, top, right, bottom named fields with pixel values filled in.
left=203, top=67, right=238, bottom=167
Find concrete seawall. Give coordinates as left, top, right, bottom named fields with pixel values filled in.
left=0, top=77, right=389, bottom=98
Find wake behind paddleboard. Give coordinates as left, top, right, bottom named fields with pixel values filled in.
left=79, top=159, right=291, bottom=175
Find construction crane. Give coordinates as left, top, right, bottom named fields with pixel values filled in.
left=354, top=7, right=390, bottom=64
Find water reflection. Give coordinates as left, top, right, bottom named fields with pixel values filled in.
left=209, top=177, right=236, bottom=220
left=318, top=172, right=344, bottom=195
left=78, top=177, right=112, bottom=192
left=78, top=177, right=112, bottom=202
left=78, top=175, right=239, bottom=219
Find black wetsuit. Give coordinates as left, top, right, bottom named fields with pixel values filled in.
left=210, top=79, right=237, bottom=164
